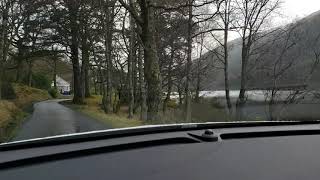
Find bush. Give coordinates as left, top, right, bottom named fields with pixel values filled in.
left=48, top=88, right=58, bottom=98
left=32, top=73, right=51, bottom=90
left=13, top=84, right=51, bottom=107
left=166, top=99, right=178, bottom=109
left=1, top=82, right=16, bottom=100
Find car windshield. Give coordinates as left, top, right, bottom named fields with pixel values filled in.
left=0, top=0, right=319, bottom=143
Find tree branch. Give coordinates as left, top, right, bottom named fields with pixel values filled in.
left=118, top=0, right=143, bottom=25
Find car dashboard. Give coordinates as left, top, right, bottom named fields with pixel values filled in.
left=1, top=122, right=320, bottom=180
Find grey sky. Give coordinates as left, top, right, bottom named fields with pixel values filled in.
left=230, top=0, right=320, bottom=40
left=284, top=0, right=320, bottom=18
left=280, top=0, right=320, bottom=23
left=197, top=0, right=320, bottom=57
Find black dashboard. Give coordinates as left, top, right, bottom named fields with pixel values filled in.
left=1, top=122, right=320, bottom=180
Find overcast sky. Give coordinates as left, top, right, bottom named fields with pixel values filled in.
left=226, top=0, right=320, bottom=41
left=280, top=0, right=320, bottom=23
left=197, top=0, right=320, bottom=56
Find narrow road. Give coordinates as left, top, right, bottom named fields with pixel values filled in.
left=13, top=100, right=110, bottom=142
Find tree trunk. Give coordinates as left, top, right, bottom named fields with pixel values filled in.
left=140, top=4, right=162, bottom=121
left=98, top=67, right=103, bottom=96
left=195, top=36, right=204, bottom=104
left=94, top=82, right=97, bottom=95
left=195, top=70, right=201, bottom=103
left=133, top=46, right=138, bottom=113
left=92, top=68, right=98, bottom=95
left=0, top=3, right=9, bottom=99
left=268, top=90, right=277, bottom=121
left=53, top=57, right=57, bottom=88
left=85, top=64, right=90, bottom=97
left=27, top=59, right=33, bottom=87
left=224, top=7, right=232, bottom=116
left=128, top=15, right=135, bottom=119
left=16, top=41, right=24, bottom=83
left=16, top=59, right=23, bottom=83
left=163, top=45, right=174, bottom=112
left=68, top=1, right=84, bottom=104
left=178, top=84, right=183, bottom=107
left=138, top=46, right=147, bottom=120
left=184, top=0, right=193, bottom=122
left=93, top=49, right=101, bottom=95
left=102, top=0, right=114, bottom=113
left=236, top=40, right=249, bottom=121
left=81, top=33, right=91, bottom=98
left=93, top=70, right=98, bottom=95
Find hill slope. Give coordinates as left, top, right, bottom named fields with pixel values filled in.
left=199, top=10, right=320, bottom=90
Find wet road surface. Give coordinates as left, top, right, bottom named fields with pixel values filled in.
left=13, top=100, right=110, bottom=141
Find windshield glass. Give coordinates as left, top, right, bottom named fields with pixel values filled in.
left=0, top=0, right=319, bottom=143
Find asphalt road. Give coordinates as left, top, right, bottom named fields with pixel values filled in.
left=13, top=100, right=110, bottom=142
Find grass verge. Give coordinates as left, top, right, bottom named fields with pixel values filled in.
left=0, top=84, right=51, bottom=142
left=63, top=95, right=232, bottom=129
left=63, top=96, right=143, bottom=128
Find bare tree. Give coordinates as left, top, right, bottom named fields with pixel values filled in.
left=220, top=0, right=234, bottom=115
left=265, top=26, right=300, bottom=121
left=260, top=24, right=320, bottom=121
left=235, top=0, right=281, bottom=120
left=184, top=0, right=222, bottom=121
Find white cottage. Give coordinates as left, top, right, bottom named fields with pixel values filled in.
left=52, top=76, right=71, bottom=94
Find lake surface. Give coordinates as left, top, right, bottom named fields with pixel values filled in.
left=170, top=90, right=320, bottom=121
left=171, top=90, right=318, bottom=102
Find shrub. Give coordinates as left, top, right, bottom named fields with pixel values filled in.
left=13, top=84, right=51, bottom=107
left=1, top=82, right=16, bottom=100
left=48, top=88, right=58, bottom=98
left=166, top=99, right=178, bottom=109
left=32, top=73, right=51, bottom=90
left=0, top=100, right=23, bottom=142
